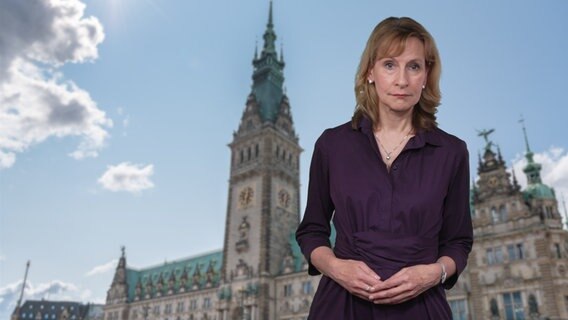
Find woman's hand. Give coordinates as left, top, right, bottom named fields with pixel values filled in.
left=368, top=263, right=440, bottom=304
left=310, top=246, right=382, bottom=301
left=327, top=258, right=383, bottom=301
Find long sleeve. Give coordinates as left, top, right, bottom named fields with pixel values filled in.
left=296, top=133, right=335, bottom=275
left=438, top=140, right=474, bottom=289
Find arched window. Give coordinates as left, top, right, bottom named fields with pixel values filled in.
left=247, top=147, right=251, bottom=161
left=255, top=144, right=259, bottom=158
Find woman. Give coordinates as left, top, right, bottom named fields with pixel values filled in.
left=296, top=17, right=473, bottom=319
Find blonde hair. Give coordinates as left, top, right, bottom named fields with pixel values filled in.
left=352, top=17, right=442, bottom=130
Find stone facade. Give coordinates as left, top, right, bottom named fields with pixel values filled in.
left=446, top=128, right=568, bottom=320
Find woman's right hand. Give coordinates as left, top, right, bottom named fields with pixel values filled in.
left=311, top=246, right=382, bottom=301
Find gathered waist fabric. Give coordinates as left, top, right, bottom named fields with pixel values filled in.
left=334, top=231, right=438, bottom=280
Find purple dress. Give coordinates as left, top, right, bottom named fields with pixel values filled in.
left=296, top=117, right=473, bottom=319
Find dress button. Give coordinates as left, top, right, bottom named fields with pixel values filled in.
left=392, top=165, right=398, bottom=171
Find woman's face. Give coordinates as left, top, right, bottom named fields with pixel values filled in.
left=368, top=37, right=428, bottom=115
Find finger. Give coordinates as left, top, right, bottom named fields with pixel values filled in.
left=357, top=262, right=381, bottom=280
left=370, top=281, right=411, bottom=301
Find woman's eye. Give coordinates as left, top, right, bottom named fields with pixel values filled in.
left=409, top=63, right=421, bottom=71
left=384, top=62, right=395, bottom=70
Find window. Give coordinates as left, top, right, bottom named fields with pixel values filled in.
left=255, top=144, right=259, bottom=158
left=555, top=243, right=562, bottom=259
left=491, top=207, right=499, bottom=223
left=503, top=291, right=525, bottom=320
left=490, top=298, right=499, bottom=317
left=564, top=295, right=568, bottom=313
left=528, top=294, right=539, bottom=315
left=176, top=302, right=184, bottom=313
left=203, top=297, right=211, bottom=309
left=165, top=304, right=172, bottom=314
left=284, top=284, right=293, bottom=297
left=500, top=205, right=508, bottom=221
left=487, top=247, right=504, bottom=265
left=153, top=305, right=160, bottom=316
left=189, top=299, right=197, bottom=310
left=545, top=206, right=554, bottom=219
left=449, top=299, right=468, bottom=320
left=508, top=243, right=524, bottom=261
left=301, top=281, right=313, bottom=295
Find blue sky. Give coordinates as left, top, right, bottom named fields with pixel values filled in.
left=1, top=0, right=568, bottom=317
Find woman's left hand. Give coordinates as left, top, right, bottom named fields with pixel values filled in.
left=368, top=263, right=440, bottom=304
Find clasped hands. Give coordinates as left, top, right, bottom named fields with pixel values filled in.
left=328, top=258, right=441, bottom=304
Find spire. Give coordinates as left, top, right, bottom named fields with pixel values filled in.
left=248, top=1, right=285, bottom=123
left=497, top=145, right=503, bottom=163
left=262, top=0, right=277, bottom=55
left=512, top=168, right=520, bottom=189
left=280, top=42, right=284, bottom=63
left=520, top=115, right=532, bottom=154
left=107, top=247, right=128, bottom=304
left=519, top=117, right=542, bottom=185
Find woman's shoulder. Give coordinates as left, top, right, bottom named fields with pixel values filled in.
left=316, top=120, right=358, bottom=147
left=428, top=127, right=468, bottom=155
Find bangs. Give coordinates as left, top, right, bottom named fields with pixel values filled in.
left=375, top=32, right=425, bottom=61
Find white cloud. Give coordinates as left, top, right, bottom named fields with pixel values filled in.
left=98, top=162, right=155, bottom=193
left=510, top=146, right=568, bottom=215
left=0, top=280, right=92, bottom=320
left=85, top=259, right=118, bottom=277
left=0, top=0, right=111, bottom=169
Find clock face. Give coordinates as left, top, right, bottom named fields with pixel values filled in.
left=239, top=187, right=254, bottom=207
left=489, top=177, right=498, bottom=187
left=278, top=189, right=290, bottom=208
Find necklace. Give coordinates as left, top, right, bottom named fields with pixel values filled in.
left=374, top=129, right=413, bottom=162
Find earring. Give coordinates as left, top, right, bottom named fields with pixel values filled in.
left=368, top=79, right=374, bottom=84
left=422, top=85, right=426, bottom=89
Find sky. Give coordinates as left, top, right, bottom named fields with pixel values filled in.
left=1, top=0, right=568, bottom=318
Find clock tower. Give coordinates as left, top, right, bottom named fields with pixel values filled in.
left=221, top=2, right=302, bottom=319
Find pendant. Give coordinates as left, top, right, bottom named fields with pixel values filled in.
left=386, top=155, right=391, bottom=160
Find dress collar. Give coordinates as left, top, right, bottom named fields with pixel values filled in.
left=356, top=116, right=444, bottom=149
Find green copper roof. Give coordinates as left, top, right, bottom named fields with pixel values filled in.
left=524, top=183, right=556, bottom=200
left=250, top=1, right=285, bottom=123
left=520, top=120, right=555, bottom=200
left=125, top=250, right=222, bottom=301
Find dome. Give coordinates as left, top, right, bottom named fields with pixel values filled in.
left=523, top=183, right=556, bottom=200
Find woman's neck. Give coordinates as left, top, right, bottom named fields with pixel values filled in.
left=375, top=108, right=414, bottom=133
